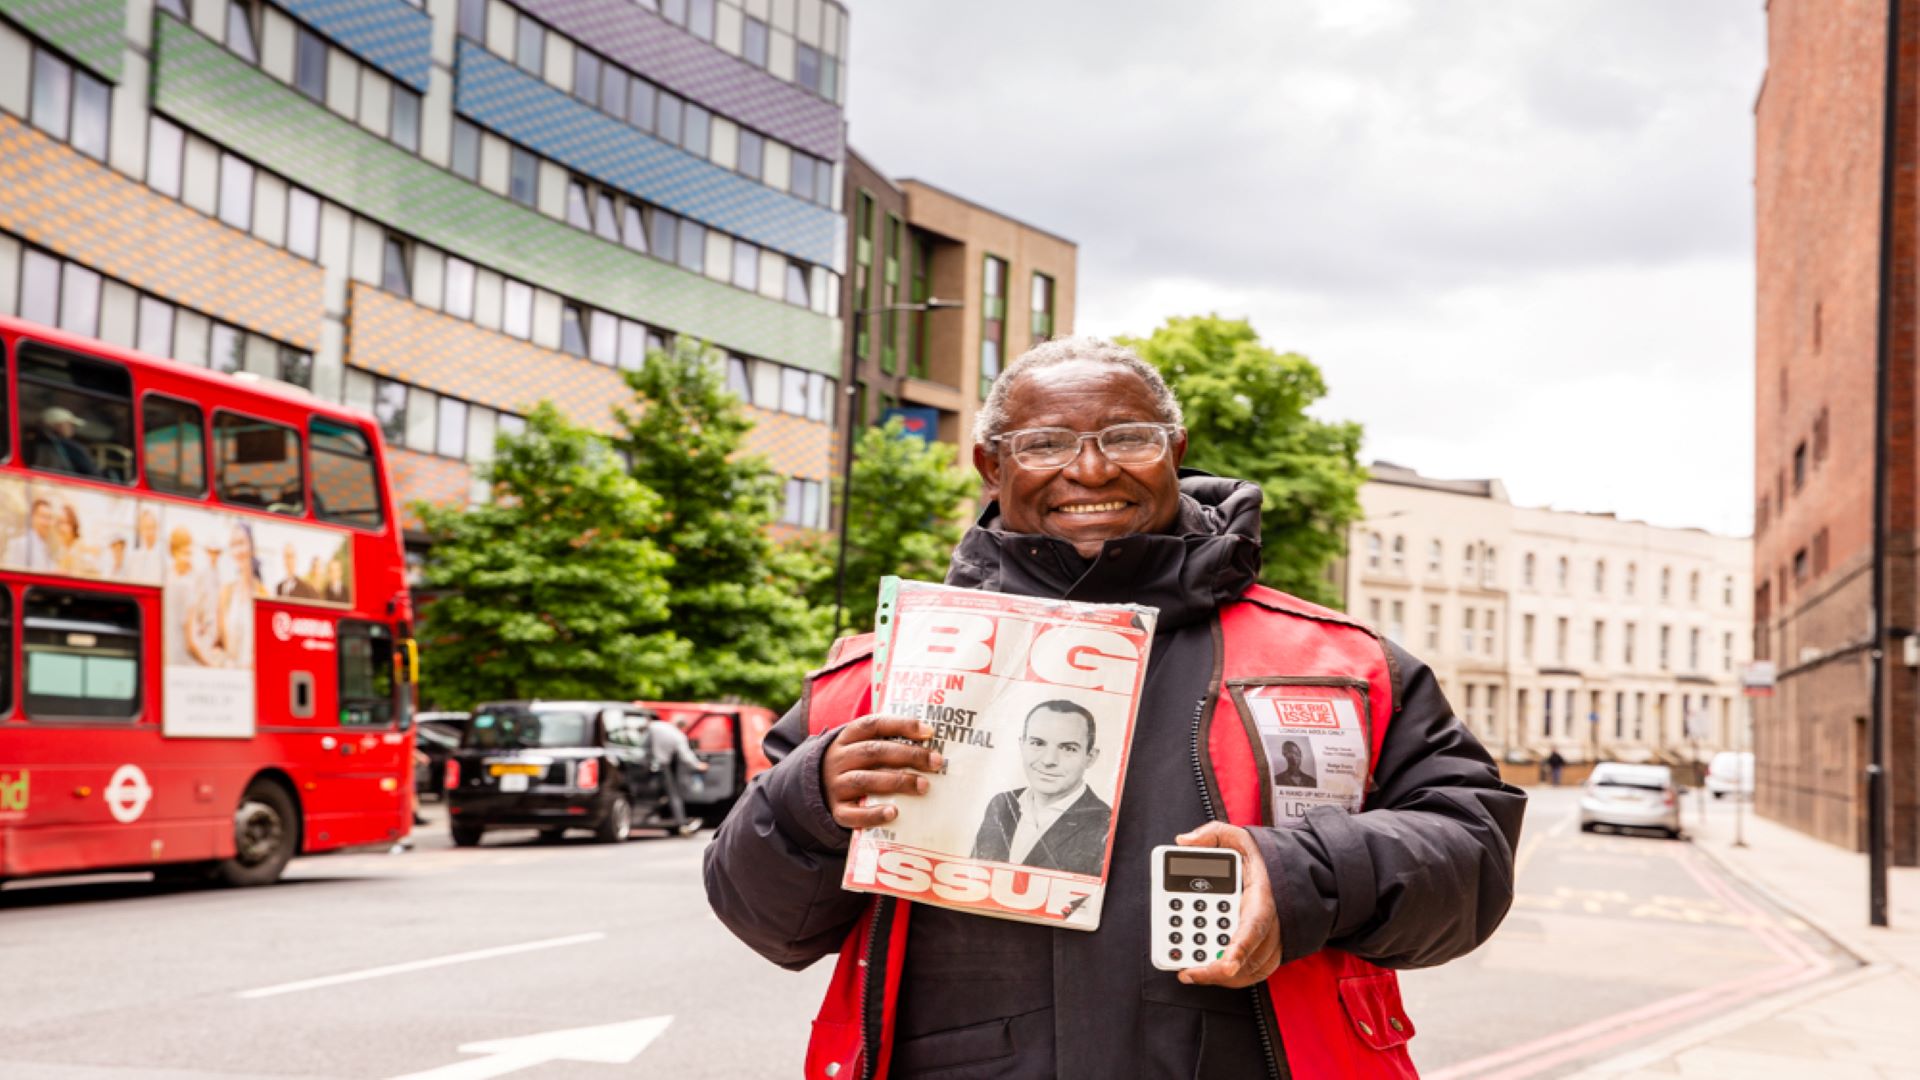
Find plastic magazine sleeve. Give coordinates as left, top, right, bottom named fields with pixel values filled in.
left=841, top=577, right=1159, bottom=931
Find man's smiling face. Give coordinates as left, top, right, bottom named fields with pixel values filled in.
left=974, top=360, right=1187, bottom=558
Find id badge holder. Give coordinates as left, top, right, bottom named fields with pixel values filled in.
left=1226, top=677, right=1373, bottom=827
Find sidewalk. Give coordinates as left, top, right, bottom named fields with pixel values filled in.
left=1569, top=800, right=1920, bottom=1079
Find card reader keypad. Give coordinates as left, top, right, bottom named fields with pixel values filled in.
left=1150, top=845, right=1243, bottom=972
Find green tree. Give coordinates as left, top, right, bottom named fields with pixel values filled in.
left=616, top=339, right=829, bottom=704
left=416, top=403, right=688, bottom=706
left=1119, top=315, right=1365, bottom=607
left=804, top=418, right=978, bottom=637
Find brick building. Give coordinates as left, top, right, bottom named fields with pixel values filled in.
left=1754, top=0, right=1919, bottom=864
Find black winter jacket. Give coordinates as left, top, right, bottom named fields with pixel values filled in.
left=704, top=475, right=1525, bottom=1078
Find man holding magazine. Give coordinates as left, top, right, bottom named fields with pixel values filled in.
left=706, top=337, right=1525, bottom=1079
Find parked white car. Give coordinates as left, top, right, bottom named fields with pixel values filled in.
left=1579, top=763, right=1682, bottom=838
left=1705, top=751, right=1755, bottom=799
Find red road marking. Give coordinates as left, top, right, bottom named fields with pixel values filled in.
left=1427, top=846, right=1833, bottom=1080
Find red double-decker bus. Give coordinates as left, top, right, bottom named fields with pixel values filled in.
left=0, top=314, right=416, bottom=888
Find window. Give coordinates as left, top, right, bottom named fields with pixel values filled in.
left=339, top=622, right=396, bottom=726
left=515, top=17, right=545, bottom=74
left=30, top=50, right=72, bottom=141
left=218, top=153, right=255, bottom=231
left=682, top=103, right=710, bottom=157
left=1522, top=613, right=1534, bottom=660
left=738, top=130, right=765, bottom=181
left=1461, top=608, right=1475, bottom=654
left=136, top=296, right=175, bottom=359
left=688, top=0, right=715, bottom=39
left=1689, top=570, right=1701, bottom=605
left=373, top=378, right=407, bottom=445
left=1555, top=556, right=1568, bottom=590
left=1624, top=622, right=1636, bottom=666
left=676, top=219, right=706, bottom=273
left=589, top=310, right=618, bottom=366
left=451, top=119, right=481, bottom=181
left=502, top=279, right=534, bottom=339
left=70, top=68, right=110, bottom=161
left=733, top=242, right=760, bottom=290
left=600, top=65, right=629, bottom=121
left=20, top=345, right=135, bottom=484
left=1723, top=575, right=1735, bottom=607
left=657, top=94, right=684, bottom=145
left=1724, top=632, right=1735, bottom=673
left=24, top=590, right=138, bottom=719
left=226, top=0, right=259, bottom=62
left=1689, top=628, right=1701, bottom=671
left=277, top=346, right=312, bottom=389
left=622, top=203, right=649, bottom=254
left=1541, top=690, right=1553, bottom=737
left=1482, top=610, right=1495, bottom=655
left=574, top=49, right=602, bottom=103
left=1658, top=625, right=1671, bottom=670
left=1365, top=532, right=1381, bottom=570
left=743, top=16, right=769, bottom=66
left=594, top=192, right=621, bottom=244
left=443, top=257, right=476, bottom=320
left=1626, top=562, right=1637, bottom=597
left=1593, top=560, right=1606, bottom=594
left=780, top=366, right=808, bottom=416
left=59, top=263, right=101, bottom=338
left=1659, top=566, right=1672, bottom=601
left=391, top=88, right=422, bottom=153
left=981, top=255, right=1008, bottom=397
left=1482, top=546, right=1497, bottom=587
left=565, top=180, right=591, bottom=230
left=1793, top=547, right=1809, bottom=583
left=649, top=208, right=678, bottom=261
left=616, top=319, right=647, bottom=370
left=1592, top=621, right=1604, bottom=664
left=727, top=355, right=752, bottom=402
left=1031, top=273, right=1055, bottom=341
left=663, top=0, right=687, bottom=23
left=380, top=234, right=411, bottom=296
left=436, top=397, right=468, bottom=459
left=508, top=147, right=539, bottom=207
left=149, top=116, right=184, bottom=198
left=795, top=43, right=821, bottom=94
left=791, top=150, right=817, bottom=202
left=214, top=412, right=304, bottom=515
left=560, top=303, right=587, bottom=356
left=1426, top=604, right=1440, bottom=651
left=1389, top=600, right=1405, bottom=642
left=1427, top=539, right=1442, bottom=574
left=311, top=417, right=384, bottom=528
left=1555, top=617, right=1568, bottom=662
left=295, top=27, right=328, bottom=100
left=287, top=187, right=321, bottom=260
left=457, top=0, right=487, bottom=40
left=20, top=249, right=60, bottom=327
left=629, top=78, right=656, bottom=132
left=1522, top=552, right=1535, bottom=588
left=785, top=261, right=809, bottom=307
left=1390, top=535, right=1404, bottom=573
left=143, top=395, right=206, bottom=496
left=1462, top=543, right=1476, bottom=582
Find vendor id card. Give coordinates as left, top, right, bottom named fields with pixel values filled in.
left=1228, top=680, right=1372, bottom=826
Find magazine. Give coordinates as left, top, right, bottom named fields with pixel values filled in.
left=842, top=577, right=1159, bottom=930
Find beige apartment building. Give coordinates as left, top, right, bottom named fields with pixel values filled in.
left=1342, top=463, right=1753, bottom=763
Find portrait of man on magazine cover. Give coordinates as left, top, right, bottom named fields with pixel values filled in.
left=970, top=699, right=1114, bottom=876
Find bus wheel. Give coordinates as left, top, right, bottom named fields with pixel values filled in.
left=594, top=796, right=632, bottom=844
left=217, top=782, right=298, bottom=887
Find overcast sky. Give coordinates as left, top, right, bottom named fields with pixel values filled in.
left=845, top=0, right=1764, bottom=536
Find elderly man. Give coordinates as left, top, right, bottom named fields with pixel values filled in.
left=32, top=406, right=98, bottom=476
left=706, top=337, right=1523, bottom=1079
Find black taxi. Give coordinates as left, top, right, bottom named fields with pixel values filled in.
left=445, top=701, right=666, bottom=846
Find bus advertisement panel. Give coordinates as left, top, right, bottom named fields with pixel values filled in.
left=0, top=315, right=415, bottom=888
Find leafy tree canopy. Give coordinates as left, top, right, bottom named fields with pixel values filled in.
left=416, top=403, right=688, bottom=707
left=1118, top=315, right=1365, bottom=607
left=616, top=339, right=829, bottom=704
left=801, top=418, right=978, bottom=638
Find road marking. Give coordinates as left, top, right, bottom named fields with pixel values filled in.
left=236, top=932, right=606, bottom=999
left=386, top=1015, right=671, bottom=1080
left=1431, top=830, right=1836, bottom=1079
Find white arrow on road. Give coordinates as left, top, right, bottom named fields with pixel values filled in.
left=387, top=1016, right=673, bottom=1080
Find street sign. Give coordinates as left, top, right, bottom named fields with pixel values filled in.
left=1741, top=661, right=1777, bottom=697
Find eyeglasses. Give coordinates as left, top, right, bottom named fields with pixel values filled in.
left=989, top=422, right=1179, bottom=471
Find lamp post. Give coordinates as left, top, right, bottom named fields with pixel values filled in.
left=831, top=298, right=964, bottom=639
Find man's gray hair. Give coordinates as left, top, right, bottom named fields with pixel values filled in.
left=972, top=336, right=1184, bottom=445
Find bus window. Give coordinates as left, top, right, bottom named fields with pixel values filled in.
left=310, top=417, right=384, bottom=529
left=0, top=590, right=12, bottom=715
left=18, top=345, right=134, bottom=483
left=213, top=411, right=304, bottom=515
left=0, top=336, right=11, bottom=462
left=143, top=394, right=207, bottom=496
left=23, top=589, right=140, bottom=719
left=338, top=621, right=394, bottom=726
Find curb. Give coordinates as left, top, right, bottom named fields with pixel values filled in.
left=1688, top=828, right=1887, bottom=969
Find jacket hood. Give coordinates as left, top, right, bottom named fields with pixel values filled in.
left=944, top=470, right=1263, bottom=629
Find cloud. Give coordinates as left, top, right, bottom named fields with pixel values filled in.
left=847, top=0, right=1764, bottom=534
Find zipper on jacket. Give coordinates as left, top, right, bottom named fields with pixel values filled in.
left=856, top=896, right=894, bottom=1080
left=1190, top=638, right=1289, bottom=1080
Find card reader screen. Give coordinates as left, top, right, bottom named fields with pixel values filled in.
left=1164, top=852, right=1237, bottom=892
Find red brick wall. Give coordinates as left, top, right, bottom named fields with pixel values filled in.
left=1755, top=0, right=1920, bottom=862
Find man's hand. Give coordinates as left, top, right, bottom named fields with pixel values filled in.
left=1174, top=823, right=1282, bottom=989
left=822, top=715, right=945, bottom=830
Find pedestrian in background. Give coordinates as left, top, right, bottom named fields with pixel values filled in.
left=647, top=715, right=708, bottom=837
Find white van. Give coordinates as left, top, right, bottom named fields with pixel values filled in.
left=1705, top=751, right=1755, bottom=799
